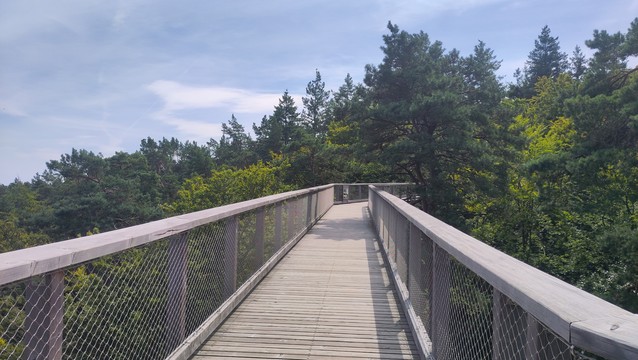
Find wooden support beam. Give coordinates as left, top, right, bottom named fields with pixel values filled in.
left=254, top=208, right=265, bottom=269
left=408, top=223, right=423, bottom=317
left=431, top=244, right=451, bottom=360
left=223, top=216, right=238, bottom=299
left=274, top=204, right=282, bottom=251
left=25, top=270, right=64, bottom=360
left=166, top=231, right=189, bottom=351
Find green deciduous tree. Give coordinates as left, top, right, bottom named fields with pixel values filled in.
left=163, top=160, right=294, bottom=214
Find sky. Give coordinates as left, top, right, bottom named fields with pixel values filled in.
left=1, top=0, right=637, bottom=185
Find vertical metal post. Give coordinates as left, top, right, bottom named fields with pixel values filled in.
left=524, top=313, right=541, bottom=360
left=306, top=193, right=313, bottom=227
left=255, top=207, right=265, bottom=269
left=287, top=200, right=294, bottom=241
left=166, top=231, right=189, bottom=351
left=223, top=216, right=238, bottom=299
left=25, top=270, right=64, bottom=360
left=275, top=203, right=283, bottom=250
left=408, top=224, right=424, bottom=323
left=432, top=244, right=451, bottom=360
left=423, top=235, right=434, bottom=335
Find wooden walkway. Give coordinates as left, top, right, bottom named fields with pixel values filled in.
left=191, top=202, right=419, bottom=359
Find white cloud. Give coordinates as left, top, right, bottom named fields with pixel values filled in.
left=147, top=80, right=306, bottom=140
left=161, top=117, right=223, bottom=143
left=146, top=80, right=301, bottom=114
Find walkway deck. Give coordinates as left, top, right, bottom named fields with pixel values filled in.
left=191, top=202, right=419, bottom=359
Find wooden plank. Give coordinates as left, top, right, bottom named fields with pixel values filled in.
left=166, top=232, right=189, bottom=350
left=571, top=314, right=638, bottom=360
left=204, top=336, right=417, bottom=351
left=191, top=202, right=420, bottom=359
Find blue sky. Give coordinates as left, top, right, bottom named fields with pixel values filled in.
left=1, top=0, right=637, bottom=184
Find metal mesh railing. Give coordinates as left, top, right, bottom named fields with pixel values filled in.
left=369, top=186, right=638, bottom=360
left=334, top=183, right=413, bottom=203
left=0, top=185, right=335, bottom=360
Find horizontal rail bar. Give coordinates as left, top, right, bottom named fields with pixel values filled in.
left=370, top=185, right=638, bottom=360
left=0, top=185, right=333, bottom=286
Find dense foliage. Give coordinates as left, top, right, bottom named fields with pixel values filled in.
left=2, top=19, right=637, bottom=321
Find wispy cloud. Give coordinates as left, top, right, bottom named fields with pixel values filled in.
left=161, top=117, right=222, bottom=143
left=146, top=80, right=304, bottom=143
left=147, top=80, right=289, bottom=114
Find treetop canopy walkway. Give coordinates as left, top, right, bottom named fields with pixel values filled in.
left=0, top=184, right=636, bottom=359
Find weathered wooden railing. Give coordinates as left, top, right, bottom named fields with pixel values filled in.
left=0, top=183, right=406, bottom=360
left=0, top=185, right=340, bottom=360
left=369, top=185, right=638, bottom=360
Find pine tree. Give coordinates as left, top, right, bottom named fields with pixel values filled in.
left=362, top=22, right=504, bottom=226
left=511, top=26, right=568, bottom=97
left=302, top=70, right=331, bottom=138
left=253, top=90, right=301, bottom=159
left=569, top=46, right=587, bottom=80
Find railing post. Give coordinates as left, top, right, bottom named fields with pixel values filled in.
left=432, top=243, right=451, bottom=360
left=524, top=312, right=542, bottom=360
left=24, top=270, right=64, bottom=360
left=166, top=231, right=189, bottom=351
left=275, top=203, right=283, bottom=250
left=407, top=224, right=423, bottom=317
left=344, top=185, right=349, bottom=203
left=306, top=193, right=313, bottom=226
left=223, top=216, right=238, bottom=299
left=423, top=235, right=434, bottom=335
left=255, top=208, right=265, bottom=269
left=287, top=199, right=294, bottom=241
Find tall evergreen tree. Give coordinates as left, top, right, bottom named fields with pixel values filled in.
left=362, top=22, right=504, bottom=226
left=527, top=26, right=568, bottom=81
left=512, top=26, right=567, bottom=97
left=253, top=90, right=301, bottom=159
left=211, top=114, right=256, bottom=167
left=302, top=70, right=331, bottom=137
left=569, top=46, right=587, bottom=80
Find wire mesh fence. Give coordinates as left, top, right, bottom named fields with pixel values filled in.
left=369, top=186, right=637, bottom=360
left=0, top=186, right=334, bottom=360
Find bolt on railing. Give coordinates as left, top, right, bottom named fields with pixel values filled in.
left=369, top=185, right=638, bottom=360
left=0, top=185, right=335, bottom=360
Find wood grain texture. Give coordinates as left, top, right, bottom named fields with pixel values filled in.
left=191, top=202, right=419, bottom=359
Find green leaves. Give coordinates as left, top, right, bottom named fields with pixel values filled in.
left=163, top=160, right=294, bottom=214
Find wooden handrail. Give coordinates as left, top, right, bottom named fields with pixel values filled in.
left=370, top=185, right=638, bottom=360
left=0, top=185, right=333, bottom=286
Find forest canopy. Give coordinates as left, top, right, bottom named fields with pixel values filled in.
left=2, top=19, right=638, bottom=312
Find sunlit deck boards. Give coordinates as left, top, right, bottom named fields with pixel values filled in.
left=191, top=202, right=419, bottom=359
